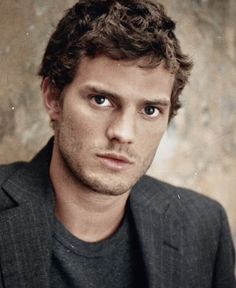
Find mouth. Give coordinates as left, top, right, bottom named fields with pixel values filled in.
left=96, top=153, right=134, bottom=171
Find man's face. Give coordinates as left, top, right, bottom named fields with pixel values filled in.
left=51, top=56, right=174, bottom=196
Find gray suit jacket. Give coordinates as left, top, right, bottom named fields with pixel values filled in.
left=0, top=139, right=235, bottom=288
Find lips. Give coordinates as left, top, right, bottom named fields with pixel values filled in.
left=96, top=153, right=134, bottom=171
left=97, top=153, right=133, bottom=163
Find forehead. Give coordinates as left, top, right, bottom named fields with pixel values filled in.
left=73, top=55, right=174, bottom=101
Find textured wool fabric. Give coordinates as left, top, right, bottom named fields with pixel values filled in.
left=0, top=139, right=235, bottom=288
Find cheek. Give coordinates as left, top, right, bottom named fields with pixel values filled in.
left=61, top=106, right=110, bottom=145
left=139, top=124, right=166, bottom=147
left=136, top=127, right=166, bottom=164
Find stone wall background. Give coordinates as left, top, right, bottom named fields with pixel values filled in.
left=0, top=0, right=235, bottom=246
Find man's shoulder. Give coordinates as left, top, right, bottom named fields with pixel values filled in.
left=0, top=162, right=28, bottom=210
left=130, top=175, right=231, bottom=250
left=0, top=139, right=53, bottom=187
left=0, top=161, right=27, bottom=185
left=133, top=175, right=225, bottom=222
left=137, top=174, right=220, bottom=204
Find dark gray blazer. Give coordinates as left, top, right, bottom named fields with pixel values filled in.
left=0, top=139, right=235, bottom=288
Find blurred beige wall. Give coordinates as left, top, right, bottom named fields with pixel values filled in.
left=0, top=0, right=235, bottom=246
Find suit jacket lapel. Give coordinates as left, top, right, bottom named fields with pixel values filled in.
left=129, top=176, right=183, bottom=288
left=0, top=140, right=54, bottom=288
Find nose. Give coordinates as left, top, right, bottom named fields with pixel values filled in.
left=106, top=109, right=136, bottom=144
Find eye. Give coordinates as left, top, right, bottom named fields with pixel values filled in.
left=143, top=106, right=160, bottom=118
left=91, top=95, right=112, bottom=107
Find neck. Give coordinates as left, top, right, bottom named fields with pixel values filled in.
left=50, top=142, right=130, bottom=243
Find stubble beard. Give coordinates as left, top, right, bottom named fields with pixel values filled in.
left=59, top=147, right=143, bottom=196
left=57, top=137, right=154, bottom=197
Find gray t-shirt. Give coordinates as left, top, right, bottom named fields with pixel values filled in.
left=50, top=205, right=146, bottom=287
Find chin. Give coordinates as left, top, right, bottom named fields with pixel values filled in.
left=87, top=178, right=132, bottom=196
left=76, top=172, right=138, bottom=196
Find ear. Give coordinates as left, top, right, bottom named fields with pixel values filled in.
left=42, top=77, right=61, bottom=121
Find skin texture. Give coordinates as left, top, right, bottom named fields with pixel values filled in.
left=43, top=55, right=174, bottom=241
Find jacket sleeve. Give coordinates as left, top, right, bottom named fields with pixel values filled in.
left=212, top=206, right=236, bottom=288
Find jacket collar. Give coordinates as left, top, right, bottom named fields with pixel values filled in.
left=2, top=138, right=54, bottom=205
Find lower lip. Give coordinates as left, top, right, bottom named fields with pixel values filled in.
left=97, top=156, right=131, bottom=171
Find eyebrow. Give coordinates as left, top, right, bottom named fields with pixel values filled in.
left=82, top=84, right=170, bottom=107
left=142, top=99, right=170, bottom=107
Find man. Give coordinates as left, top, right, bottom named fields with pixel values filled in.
left=0, top=0, right=235, bottom=287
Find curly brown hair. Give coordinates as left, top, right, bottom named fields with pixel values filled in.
left=38, top=0, right=193, bottom=120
